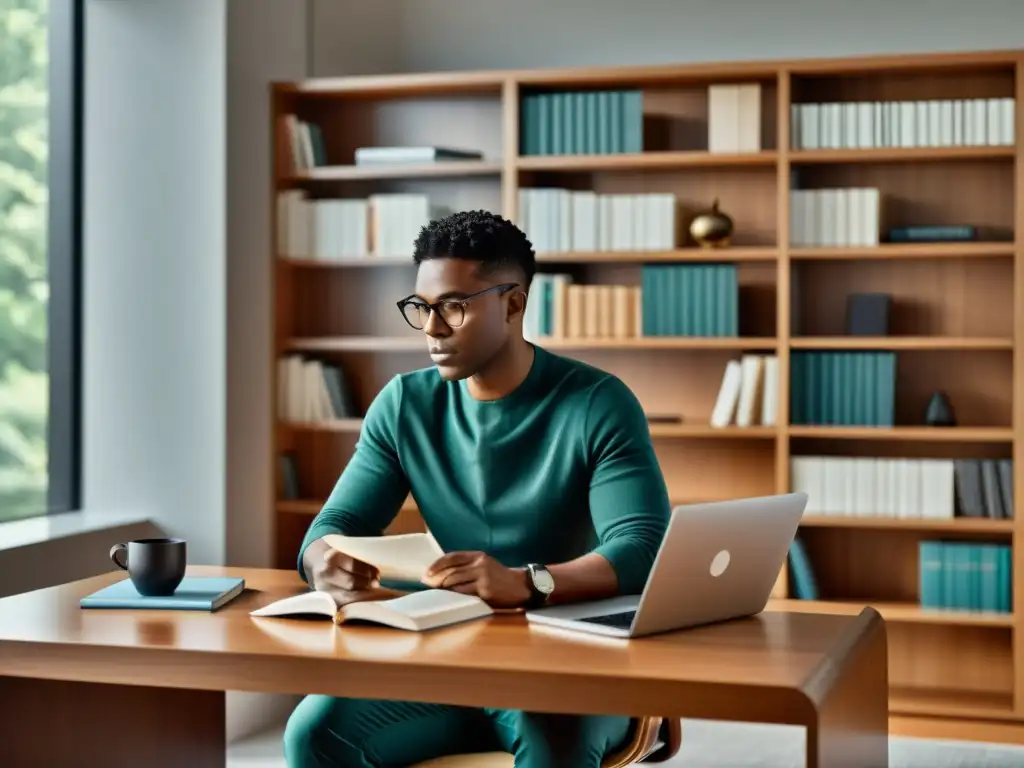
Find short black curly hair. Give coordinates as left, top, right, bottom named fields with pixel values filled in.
left=412, top=210, right=536, bottom=288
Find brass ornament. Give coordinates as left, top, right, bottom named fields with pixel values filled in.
left=689, top=198, right=734, bottom=248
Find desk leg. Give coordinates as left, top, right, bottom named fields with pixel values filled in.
left=806, top=621, right=889, bottom=768
left=0, top=675, right=225, bottom=768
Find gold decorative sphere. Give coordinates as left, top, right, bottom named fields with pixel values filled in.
left=689, top=198, right=733, bottom=248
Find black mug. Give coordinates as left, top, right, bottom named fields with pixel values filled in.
left=110, top=538, right=187, bottom=597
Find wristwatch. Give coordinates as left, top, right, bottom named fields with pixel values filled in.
left=524, top=563, right=555, bottom=609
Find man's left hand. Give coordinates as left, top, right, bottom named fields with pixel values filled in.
left=422, top=551, right=531, bottom=608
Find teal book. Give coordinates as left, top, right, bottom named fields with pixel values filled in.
left=918, top=541, right=943, bottom=609
left=80, top=576, right=246, bottom=611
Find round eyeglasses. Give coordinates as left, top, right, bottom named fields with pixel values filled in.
left=397, top=283, right=519, bottom=330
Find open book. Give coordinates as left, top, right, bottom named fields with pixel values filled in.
left=322, top=531, right=444, bottom=582
left=250, top=588, right=493, bottom=632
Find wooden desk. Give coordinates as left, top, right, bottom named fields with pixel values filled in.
left=0, top=566, right=888, bottom=767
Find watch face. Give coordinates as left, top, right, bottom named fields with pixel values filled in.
left=532, top=566, right=555, bottom=595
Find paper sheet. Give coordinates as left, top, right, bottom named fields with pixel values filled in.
left=322, top=532, right=445, bottom=583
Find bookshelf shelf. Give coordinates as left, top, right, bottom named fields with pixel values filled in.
left=789, top=336, right=1014, bottom=350
left=890, top=687, right=1017, bottom=721
left=770, top=598, right=1014, bottom=627
left=536, top=248, right=778, bottom=263
left=284, top=161, right=504, bottom=182
left=272, top=49, right=1024, bottom=742
left=787, top=426, right=1014, bottom=442
left=789, top=146, right=1015, bottom=164
left=799, top=515, right=1014, bottom=534
left=516, top=150, right=777, bottom=171
left=790, top=243, right=1016, bottom=260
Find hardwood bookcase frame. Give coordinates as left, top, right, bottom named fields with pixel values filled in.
left=270, top=48, right=1024, bottom=743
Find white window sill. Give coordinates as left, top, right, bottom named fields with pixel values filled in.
left=0, top=508, right=157, bottom=552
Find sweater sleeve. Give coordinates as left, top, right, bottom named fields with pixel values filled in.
left=296, top=375, right=411, bottom=580
left=584, top=375, right=672, bottom=595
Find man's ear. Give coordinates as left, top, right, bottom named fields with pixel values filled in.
left=507, top=289, right=527, bottom=322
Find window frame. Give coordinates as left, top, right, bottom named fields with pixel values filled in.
left=45, top=0, right=85, bottom=515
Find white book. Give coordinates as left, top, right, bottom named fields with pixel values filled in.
left=915, top=101, right=929, bottom=147
left=708, top=84, right=740, bottom=153
left=853, top=458, right=876, bottom=516
left=856, top=102, right=873, bottom=148
left=987, top=99, right=1002, bottom=146
left=842, top=102, right=858, bottom=148
left=1002, top=97, right=1015, bottom=145
left=250, top=587, right=493, bottom=632
left=760, top=355, right=778, bottom=426
left=735, top=355, right=764, bottom=427
left=834, top=188, right=849, bottom=246
left=801, top=104, right=819, bottom=149
left=710, top=360, right=743, bottom=427
left=938, top=101, right=953, bottom=146
left=737, top=83, right=761, bottom=152
left=952, top=100, right=965, bottom=145
left=927, top=101, right=941, bottom=146
left=598, top=196, right=614, bottom=250
left=900, top=101, right=916, bottom=147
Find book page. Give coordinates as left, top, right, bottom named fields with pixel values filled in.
left=322, top=532, right=444, bottom=583
left=249, top=590, right=337, bottom=619
left=374, top=589, right=486, bottom=618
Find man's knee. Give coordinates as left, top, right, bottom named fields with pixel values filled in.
left=508, top=711, right=631, bottom=768
left=284, top=695, right=351, bottom=768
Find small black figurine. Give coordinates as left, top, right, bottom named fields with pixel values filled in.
left=924, top=391, right=956, bottom=427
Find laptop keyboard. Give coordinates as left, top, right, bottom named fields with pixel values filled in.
left=578, top=610, right=636, bottom=629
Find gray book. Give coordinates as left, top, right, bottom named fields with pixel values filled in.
left=998, top=459, right=1014, bottom=520
left=953, top=459, right=985, bottom=517
left=980, top=459, right=1005, bottom=519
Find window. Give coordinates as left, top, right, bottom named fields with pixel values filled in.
left=0, top=0, right=82, bottom=522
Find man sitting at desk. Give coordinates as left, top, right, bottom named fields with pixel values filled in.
left=286, top=210, right=672, bottom=768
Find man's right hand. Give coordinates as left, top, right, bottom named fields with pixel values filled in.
left=302, top=537, right=385, bottom=607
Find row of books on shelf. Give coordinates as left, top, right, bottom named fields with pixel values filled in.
left=710, top=354, right=779, bottom=428
left=519, top=188, right=677, bottom=253
left=518, top=82, right=764, bottom=156
left=920, top=541, right=1012, bottom=614
left=791, top=456, right=1014, bottom=520
left=787, top=537, right=1014, bottom=614
left=524, top=264, right=739, bottom=340
left=791, top=98, right=1016, bottom=151
left=277, top=190, right=446, bottom=260
left=790, top=351, right=896, bottom=427
left=789, top=187, right=881, bottom=247
left=282, top=115, right=326, bottom=172
left=520, top=89, right=643, bottom=156
left=277, top=355, right=357, bottom=423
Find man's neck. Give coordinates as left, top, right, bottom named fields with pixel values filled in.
left=466, top=338, right=535, bottom=401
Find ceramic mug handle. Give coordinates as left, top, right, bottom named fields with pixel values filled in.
left=109, top=543, right=129, bottom=571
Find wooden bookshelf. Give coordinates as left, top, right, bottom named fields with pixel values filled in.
left=271, top=49, right=1024, bottom=743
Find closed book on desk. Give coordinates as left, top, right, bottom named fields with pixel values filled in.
left=80, top=576, right=246, bottom=611
left=250, top=588, right=493, bottom=632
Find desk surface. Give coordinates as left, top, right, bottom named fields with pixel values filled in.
left=0, top=566, right=883, bottom=724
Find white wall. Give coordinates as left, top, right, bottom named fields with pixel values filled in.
left=85, top=0, right=308, bottom=742
left=84, top=0, right=228, bottom=565
left=313, top=0, right=1024, bottom=75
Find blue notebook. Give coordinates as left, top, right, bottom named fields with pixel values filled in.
left=80, top=576, right=246, bottom=611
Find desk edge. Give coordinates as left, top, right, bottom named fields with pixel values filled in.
left=798, top=606, right=886, bottom=709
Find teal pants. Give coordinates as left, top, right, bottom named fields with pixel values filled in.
left=284, top=694, right=632, bottom=768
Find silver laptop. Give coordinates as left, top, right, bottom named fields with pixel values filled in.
left=525, top=492, right=807, bottom=638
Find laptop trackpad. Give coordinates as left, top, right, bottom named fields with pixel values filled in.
left=526, top=594, right=640, bottom=620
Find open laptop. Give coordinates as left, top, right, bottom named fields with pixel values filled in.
left=525, top=492, right=807, bottom=639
